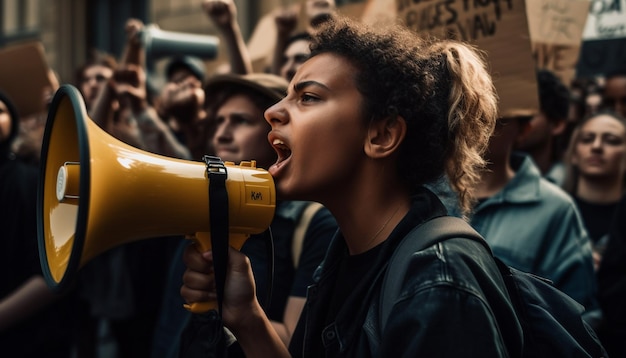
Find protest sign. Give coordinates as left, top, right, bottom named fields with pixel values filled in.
left=0, top=42, right=54, bottom=118
left=526, top=0, right=590, bottom=87
left=577, top=0, right=626, bottom=77
left=397, top=0, right=539, bottom=116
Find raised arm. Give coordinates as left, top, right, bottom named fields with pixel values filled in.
left=270, top=7, right=298, bottom=76
left=202, top=0, right=252, bottom=74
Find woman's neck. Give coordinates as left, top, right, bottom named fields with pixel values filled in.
left=323, top=175, right=411, bottom=256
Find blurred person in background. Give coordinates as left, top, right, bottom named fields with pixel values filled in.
left=515, top=69, right=570, bottom=186
left=0, top=90, right=74, bottom=358
left=563, top=110, right=626, bottom=271
left=603, top=70, right=626, bottom=119
left=471, top=111, right=597, bottom=313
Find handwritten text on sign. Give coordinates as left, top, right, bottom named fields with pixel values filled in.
left=583, top=0, right=626, bottom=40
left=397, top=0, right=515, bottom=41
left=396, top=0, right=539, bottom=115
left=526, top=0, right=589, bottom=86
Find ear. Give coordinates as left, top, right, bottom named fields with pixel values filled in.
left=515, top=119, right=533, bottom=143
left=551, top=119, right=567, bottom=136
left=364, top=115, right=407, bottom=159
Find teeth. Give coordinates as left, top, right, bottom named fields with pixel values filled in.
left=273, top=139, right=285, bottom=145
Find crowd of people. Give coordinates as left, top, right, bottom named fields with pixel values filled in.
left=1, top=0, right=626, bottom=357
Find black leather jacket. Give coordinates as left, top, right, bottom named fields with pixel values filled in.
left=289, top=189, right=524, bottom=358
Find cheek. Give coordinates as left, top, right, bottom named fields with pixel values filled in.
left=608, top=147, right=626, bottom=167
left=297, top=125, right=363, bottom=180
left=574, top=142, right=589, bottom=156
left=239, top=127, right=274, bottom=161
left=571, top=145, right=584, bottom=166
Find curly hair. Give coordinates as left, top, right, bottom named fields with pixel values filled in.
left=309, top=17, right=497, bottom=216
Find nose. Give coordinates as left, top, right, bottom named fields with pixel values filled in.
left=214, top=120, right=233, bottom=143
left=591, top=136, right=604, bottom=151
left=265, top=98, right=288, bottom=126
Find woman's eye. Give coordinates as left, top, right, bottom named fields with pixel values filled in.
left=578, top=134, right=595, bottom=144
left=301, top=93, right=319, bottom=103
left=604, top=135, right=625, bottom=146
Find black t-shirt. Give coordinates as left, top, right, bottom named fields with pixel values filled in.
left=596, top=194, right=626, bottom=357
left=574, top=196, right=618, bottom=245
left=243, top=203, right=337, bottom=321
left=326, top=244, right=384, bottom=324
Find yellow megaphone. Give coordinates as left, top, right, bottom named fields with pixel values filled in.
left=37, top=84, right=275, bottom=312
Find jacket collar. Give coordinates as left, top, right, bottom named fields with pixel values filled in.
left=478, top=152, right=543, bottom=208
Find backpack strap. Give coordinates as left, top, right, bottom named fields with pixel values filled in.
left=291, top=202, right=324, bottom=268
left=380, top=215, right=487, bottom=332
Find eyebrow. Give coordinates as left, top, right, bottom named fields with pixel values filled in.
left=293, top=80, right=330, bottom=93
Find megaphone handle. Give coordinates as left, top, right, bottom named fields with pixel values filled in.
left=183, top=232, right=248, bottom=313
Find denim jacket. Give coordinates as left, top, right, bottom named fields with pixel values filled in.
left=471, top=153, right=597, bottom=310
left=289, top=189, right=523, bottom=358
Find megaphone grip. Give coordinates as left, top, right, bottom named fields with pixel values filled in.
left=183, top=232, right=217, bottom=313
left=184, top=301, right=217, bottom=314
left=182, top=232, right=248, bottom=313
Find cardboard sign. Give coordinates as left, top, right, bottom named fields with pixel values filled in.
left=0, top=42, right=54, bottom=118
left=577, top=0, right=626, bottom=77
left=396, top=0, right=539, bottom=116
left=526, top=0, right=590, bottom=87
left=362, top=0, right=398, bottom=25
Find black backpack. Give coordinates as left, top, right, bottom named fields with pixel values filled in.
left=381, top=215, right=608, bottom=358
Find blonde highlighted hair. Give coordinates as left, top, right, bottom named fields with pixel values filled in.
left=433, top=41, right=498, bottom=215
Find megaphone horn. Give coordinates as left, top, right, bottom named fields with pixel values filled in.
left=141, top=24, right=220, bottom=60
left=37, top=85, right=275, bottom=311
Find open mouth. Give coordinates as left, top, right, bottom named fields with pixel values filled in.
left=272, top=138, right=292, bottom=165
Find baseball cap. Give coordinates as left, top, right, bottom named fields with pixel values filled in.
left=204, top=73, right=288, bottom=103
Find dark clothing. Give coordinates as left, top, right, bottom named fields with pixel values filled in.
left=0, top=155, right=74, bottom=357
left=75, top=235, right=181, bottom=358
left=0, top=157, right=39, bottom=294
left=597, top=193, right=626, bottom=358
left=574, top=196, right=618, bottom=246
left=289, top=188, right=523, bottom=358
left=151, top=201, right=337, bottom=358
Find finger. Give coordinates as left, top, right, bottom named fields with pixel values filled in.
left=225, top=247, right=252, bottom=274
left=180, top=284, right=216, bottom=303
left=183, top=244, right=213, bottom=269
left=182, top=268, right=215, bottom=289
